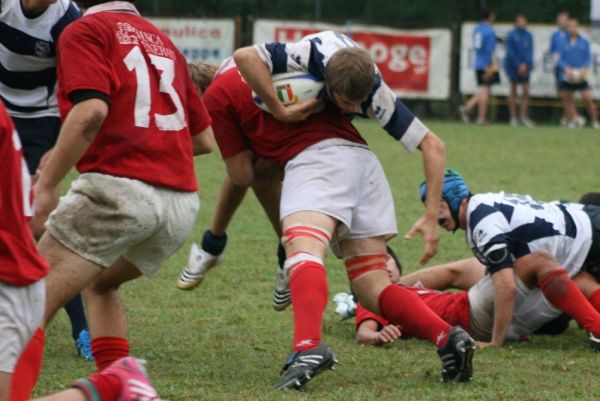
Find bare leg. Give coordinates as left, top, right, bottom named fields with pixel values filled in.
left=464, top=92, right=480, bottom=112
left=83, top=258, right=142, bottom=339
left=560, top=90, right=576, bottom=123
left=477, top=86, right=490, bottom=122
left=38, top=233, right=103, bottom=327
left=210, top=176, right=248, bottom=236
left=34, top=389, right=86, bottom=401
left=508, top=82, right=517, bottom=121
left=0, top=372, right=10, bottom=401
left=581, top=89, right=598, bottom=124
left=398, top=257, right=485, bottom=290
left=520, top=83, right=530, bottom=120
left=251, top=159, right=283, bottom=237
left=573, top=271, right=600, bottom=297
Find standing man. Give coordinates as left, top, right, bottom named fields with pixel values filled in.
left=460, top=7, right=499, bottom=125
left=557, top=18, right=600, bottom=129
left=17, top=0, right=214, bottom=397
left=0, top=0, right=93, bottom=361
left=504, top=13, right=535, bottom=127
left=420, top=169, right=600, bottom=348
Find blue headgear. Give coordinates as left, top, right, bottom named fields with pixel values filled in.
left=419, top=168, right=470, bottom=229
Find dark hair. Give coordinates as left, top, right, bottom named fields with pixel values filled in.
left=515, top=12, right=527, bottom=20
left=480, top=6, right=495, bottom=20
left=76, top=0, right=134, bottom=7
left=385, top=245, right=402, bottom=276
left=579, top=192, right=600, bottom=206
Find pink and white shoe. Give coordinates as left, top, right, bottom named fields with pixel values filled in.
left=73, top=357, right=162, bottom=401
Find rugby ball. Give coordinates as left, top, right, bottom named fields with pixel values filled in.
left=253, top=72, right=324, bottom=113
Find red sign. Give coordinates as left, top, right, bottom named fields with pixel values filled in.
left=273, top=28, right=431, bottom=92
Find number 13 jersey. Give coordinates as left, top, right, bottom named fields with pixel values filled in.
left=56, top=3, right=211, bottom=191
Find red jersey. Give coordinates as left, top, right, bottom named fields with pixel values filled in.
left=57, top=4, right=211, bottom=191
left=0, top=102, right=49, bottom=286
left=204, top=67, right=365, bottom=164
left=355, top=286, right=471, bottom=338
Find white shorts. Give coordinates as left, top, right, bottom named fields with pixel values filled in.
left=280, top=139, right=397, bottom=243
left=467, top=273, right=561, bottom=341
left=46, top=173, right=200, bottom=276
left=0, top=279, right=45, bottom=373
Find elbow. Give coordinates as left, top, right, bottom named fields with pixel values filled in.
left=233, top=47, right=254, bottom=68
left=422, top=131, right=446, bottom=157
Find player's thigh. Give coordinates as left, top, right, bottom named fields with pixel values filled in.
left=124, top=189, right=199, bottom=276
left=346, top=148, right=397, bottom=242
left=280, top=143, right=362, bottom=231
left=0, top=280, right=45, bottom=375
left=45, top=173, right=163, bottom=270
left=281, top=211, right=337, bottom=259
left=0, top=371, right=9, bottom=401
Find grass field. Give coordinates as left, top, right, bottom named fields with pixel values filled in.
left=37, top=120, right=599, bottom=401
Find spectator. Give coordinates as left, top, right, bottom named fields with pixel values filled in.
left=504, top=13, right=535, bottom=127
left=460, top=7, right=499, bottom=125
left=558, top=18, right=599, bottom=129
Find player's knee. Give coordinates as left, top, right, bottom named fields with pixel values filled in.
left=281, top=224, right=331, bottom=253
left=283, top=251, right=324, bottom=281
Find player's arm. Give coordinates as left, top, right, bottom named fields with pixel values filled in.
left=31, top=98, right=108, bottom=236
left=191, top=126, right=215, bottom=155
left=233, top=46, right=318, bottom=123
left=488, top=266, right=517, bottom=348
left=405, top=131, right=445, bottom=265
left=356, top=320, right=401, bottom=345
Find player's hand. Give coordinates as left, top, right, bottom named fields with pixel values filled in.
left=34, top=148, right=54, bottom=184
left=475, top=341, right=494, bottom=349
left=272, top=98, right=320, bottom=123
left=31, top=182, right=60, bottom=239
left=377, top=325, right=401, bottom=344
left=404, top=214, right=440, bottom=265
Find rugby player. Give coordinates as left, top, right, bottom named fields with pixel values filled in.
left=419, top=169, right=600, bottom=348
left=203, top=39, right=477, bottom=387
left=20, top=0, right=214, bottom=394
left=179, top=30, right=445, bottom=311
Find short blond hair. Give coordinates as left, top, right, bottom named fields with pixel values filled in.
left=324, top=47, right=375, bottom=102
left=187, top=62, right=218, bottom=95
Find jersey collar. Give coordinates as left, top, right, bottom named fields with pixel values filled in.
left=85, top=1, right=140, bottom=16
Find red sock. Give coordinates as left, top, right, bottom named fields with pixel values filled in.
left=378, top=284, right=451, bottom=348
left=289, top=260, right=328, bottom=351
left=9, top=328, right=44, bottom=401
left=73, top=371, right=121, bottom=401
left=588, top=289, right=600, bottom=314
left=539, top=269, right=600, bottom=337
left=91, top=337, right=129, bottom=372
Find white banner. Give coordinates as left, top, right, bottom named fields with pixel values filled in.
left=149, top=18, right=235, bottom=64
left=254, top=19, right=452, bottom=100
left=460, top=22, right=600, bottom=98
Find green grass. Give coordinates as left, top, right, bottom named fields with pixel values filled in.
left=38, top=120, right=600, bottom=400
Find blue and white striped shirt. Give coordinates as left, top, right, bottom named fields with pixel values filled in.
left=0, top=0, right=80, bottom=118
left=466, top=192, right=592, bottom=276
left=254, top=30, right=429, bottom=153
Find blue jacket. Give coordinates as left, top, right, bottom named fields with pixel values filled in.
left=549, top=29, right=568, bottom=56
left=473, top=22, right=496, bottom=70
left=558, top=34, right=591, bottom=74
left=504, top=27, right=533, bottom=72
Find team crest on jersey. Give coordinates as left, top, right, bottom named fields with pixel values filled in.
left=275, top=83, right=298, bottom=105
left=34, top=41, right=51, bottom=57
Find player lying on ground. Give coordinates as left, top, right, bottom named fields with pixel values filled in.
left=222, top=34, right=478, bottom=388
left=16, top=0, right=215, bottom=397
left=419, top=169, right=600, bottom=348
left=354, top=255, right=596, bottom=346
left=179, top=30, right=445, bottom=310
left=176, top=62, right=287, bottom=310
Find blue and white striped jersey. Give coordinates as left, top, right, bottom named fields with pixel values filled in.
left=466, top=192, right=593, bottom=276
left=0, top=0, right=80, bottom=118
left=254, top=30, right=429, bottom=153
